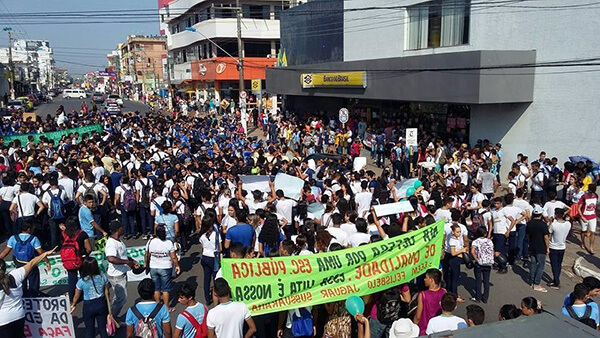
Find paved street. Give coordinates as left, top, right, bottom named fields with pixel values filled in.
left=34, top=95, right=151, bottom=120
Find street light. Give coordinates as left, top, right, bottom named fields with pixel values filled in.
left=3, top=27, right=14, bottom=99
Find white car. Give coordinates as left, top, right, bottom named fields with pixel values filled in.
left=107, top=94, right=124, bottom=107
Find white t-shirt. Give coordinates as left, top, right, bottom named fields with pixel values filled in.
left=434, top=208, right=452, bottom=223
left=492, top=209, right=509, bottom=234
left=135, top=178, right=153, bottom=203
left=543, top=200, right=567, bottom=219
left=0, top=186, right=15, bottom=202
left=347, top=232, right=371, bottom=248
left=92, top=166, right=105, bottom=182
left=276, top=199, right=297, bottom=222
left=207, top=301, right=251, bottom=338
left=426, top=314, right=467, bottom=334
left=355, top=191, right=373, bottom=217
left=326, top=227, right=348, bottom=247
left=340, top=222, right=357, bottom=235
left=150, top=196, right=168, bottom=215
left=0, top=267, right=26, bottom=326
left=444, top=222, right=468, bottom=253
left=246, top=199, right=267, bottom=215
left=502, top=205, right=523, bottom=232
left=77, top=182, right=104, bottom=200
left=114, top=184, right=135, bottom=204
left=513, top=199, right=533, bottom=223
left=549, top=220, right=571, bottom=250
left=105, top=237, right=130, bottom=277
left=147, top=238, right=175, bottom=269
left=13, top=193, right=39, bottom=217
left=41, top=188, right=68, bottom=216
left=471, top=193, right=486, bottom=207
left=58, top=177, right=76, bottom=201
left=200, top=230, right=219, bottom=257
left=195, top=202, right=216, bottom=219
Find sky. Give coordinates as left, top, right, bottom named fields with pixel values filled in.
left=2, top=0, right=160, bottom=77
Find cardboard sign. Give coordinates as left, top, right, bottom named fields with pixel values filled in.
left=274, top=173, right=304, bottom=200
left=373, top=200, right=414, bottom=217
left=23, top=296, right=76, bottom=338
left=353, top=157, right=367, bottom=172
left=240, top=175, right=271, bottom=193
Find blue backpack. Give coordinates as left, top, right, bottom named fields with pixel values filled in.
left=291, top=308, right=313, bottom=337
left=13, top=235, right=35, bottom=262
left=49, top=188, right=65, bottom=220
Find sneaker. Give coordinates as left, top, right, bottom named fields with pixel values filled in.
left=470, top=297, right=480, bottom=303
left=547, top=283, right=560, bottom=290
left=498, top=269, right=508, bottom=274
left=533, top=285, right=548, bottom=293
left=134, top=233, right=141, bottom=239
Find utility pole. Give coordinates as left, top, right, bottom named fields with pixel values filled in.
left=236, top=0, right=244, bottom=94
left=4, top=27, right=14, bottom=99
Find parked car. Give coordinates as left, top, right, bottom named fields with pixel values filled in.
left=16, top=97, right=34, bottom=111
left=105, top=102, right=121, bottom=115
left=92, top=92, right=105, bottom=103
left=63, top=89, right=86, bottom=99
left=33, top=92, right=48, bottom=103
left=106, top=94, right=123, bottom=107
left=6, top=100, right=26, bottom=112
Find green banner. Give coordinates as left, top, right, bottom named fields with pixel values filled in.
left=222, top=220, right=445, bottom=315
left=2, top=124, right=103, bottom=144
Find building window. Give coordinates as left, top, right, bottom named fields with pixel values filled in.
left=407, top=0, right=470, bottom=50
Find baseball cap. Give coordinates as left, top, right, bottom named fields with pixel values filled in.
left=533, top=205, right=544, bottom=215
left=389, top=318, right=419, bottom=338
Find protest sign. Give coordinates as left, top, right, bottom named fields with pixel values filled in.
left=6, top=246, right=148, bottom=287
left=274, top=173, right=304, bottom=200
left=240, top=175, right=271, bottom=193
left=353, top=157, right=367, bottom=172
left=23, top=296, right=76, bottom=338
left=307, top=202, right=325, bottom=220
left=373, top=200, right=414, bottom=217
left=2, top=124, right=103, bottom=145
left=222, top=220, right=444, bottom=315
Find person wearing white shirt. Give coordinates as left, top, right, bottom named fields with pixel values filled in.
left=325, top=213, right=349, bottom=247
left=105, top=221, right=139, bottom=318
left=10, top=183, right=45, bottom=232
left=548, top=208, right=571, bottom=289
left=207, top=279, right=256, bottom=338
left=490, top=197, right=512, bottom=273
left=272, top=189, right=297, bottom=224
left=502, top=194, right=526, bottom=267
left=513, top=189, right=533, bottom=261
left=114, top=177, right=137, bottom=239
left=426, top=293, right=467, bottom=334
left=135, top=173, right=154, bottom=239
left=41, top=179, right=68, bottom=248
left=354, top=181, right=373, bottom=218
left=542, top=191, right=569, bottom=222
left=347, top=219, right=372, bottom=247
left=0, top=178, right=16, bottom=235
left=434, top=198, right=453, bottom=223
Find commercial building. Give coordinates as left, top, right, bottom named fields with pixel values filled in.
left=159, top=0, right=290, bottom=101
left=118, top=35, right=167, bottom=99
left=267, top=0, right=600, bottom=176
left=0, top=39, right=56, bottom=95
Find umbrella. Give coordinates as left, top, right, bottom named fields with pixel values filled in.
left=569, top=155, right=599, bottom=169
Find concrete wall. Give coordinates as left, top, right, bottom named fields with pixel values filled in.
left=344, top=0, right=600, bottom=176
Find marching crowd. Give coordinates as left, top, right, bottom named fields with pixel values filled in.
left=0, top=101, right=597, bottom=337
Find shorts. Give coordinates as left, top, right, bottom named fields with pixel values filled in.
left=150, top=268, right=173, bottom=292
left=581, top=218, right=597, bottom=233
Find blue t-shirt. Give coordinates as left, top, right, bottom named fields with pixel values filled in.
left=562, top=302, right=600, bottom=325
left=126, top=302, right=171, bottom=337
left=260, top=232, right=285, bottom=256
left=225, top=224, right=255, bottom=248
left=155, top=214, right=179, bottom=241
left=76, top=274, right=108, bottom=300
left=79, top=206, right=95, bottom=238
left=175, top=303, right=207, bottom=338
left=7, top=233, right=41, bottom=261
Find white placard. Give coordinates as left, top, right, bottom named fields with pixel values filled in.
left=307, top=159, right=316, bottom=170
left=274, top=173, right=305, bottom=200
left=353, top=157, right=367, bottom=172
left=240, top=175, right=271, bottom=193
left=406, top=128, right=418, bottom=146
left=24, top=296, right=76, bottom=337
left=373, top=200, right=414, bottom=217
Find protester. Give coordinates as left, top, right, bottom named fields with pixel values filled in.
left=465, top=304, right=485, bottom=327
left=145, top=225, right=181, bottom=312
left=498, top=304, right=521, bottom=320
left=579, top=183, right=597, bottom=254
left=527, top=206, right=550, bottom=292
left=425, top=292, right=467, bottom=334
left=126, top=278, right=172, bottom=338
left=207, top=278, right=256, bottom=338
left=60, top=217, right=92, bottom=300
left=70, top=256, right=110, bottom=338
left=471, top=226, right=494, bottom=303
left=548, top=208, right=571, bottom=290
left=414, top=268, right=446, bottom=335
left=520, top=297, right=543, bottom=316
left=174, top=283, right=208, bottom=338
left=106, top=220, right=138, bottom=318
left=562, top=283, right=600, bottom=329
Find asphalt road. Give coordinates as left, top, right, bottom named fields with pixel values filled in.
left=35, top=95, right=151, bottom=119
left=0, top=100, right=593, bottom=336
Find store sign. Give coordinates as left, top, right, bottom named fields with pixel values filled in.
left=216, top=62, right=227, bottom=74
left=251, top=79, right=262, bottom=92
left=301, top=71, right=367, bottom=89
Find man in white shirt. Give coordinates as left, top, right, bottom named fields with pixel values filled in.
left=434, top=197, right=453, bottom=223
left=106, top=221, right=138, bottom=318
left=502, top=194, right=526, bottom=267
left=426, top=293, right=467, bottom=334
left=530, top=161, right=546, bottom=204
left=272, top=188, right=297, bottom=225
left=325, top=213, right=348, bottom=247
left=513, top=188, right=533, bottom=261
left=207, top=278, right=256, bottom=338
left=11, top=182, right=45, bottom=232
left=543, top=191, right=568, bottom=222
left=491, top=197, right=510, bottom=273
left=354, top=181, right=373, bottom=218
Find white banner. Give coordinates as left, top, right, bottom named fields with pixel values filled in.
left=240, top=175, right=271, bottom=193
left=373, top=200, right=414, bottom=217
left=274, top=173, right=305, bottom=200
left=353, top=157, right=367, bottom=172
left=24, top=296, right=76, bottom=338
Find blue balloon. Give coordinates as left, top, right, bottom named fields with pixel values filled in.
left=414, top=180, right=423, bottom=189
left=406, top=187, right=416, bottom=197
left=345, top=296, right=364, bottom=316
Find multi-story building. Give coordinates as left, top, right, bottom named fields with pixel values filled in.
left=267, top=0, right=600, bottom=177
left=118, top=35, right=167, bottom=98
left=159, top=0, right=290, bottom=101
left=0, top=39, right=55, bottom=94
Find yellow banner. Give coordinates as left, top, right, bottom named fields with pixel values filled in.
left=301, top=71, right=367, bottom=88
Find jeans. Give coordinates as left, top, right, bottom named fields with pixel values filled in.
left=108, top=274, right=128, bottom=318
left=530, top=253, right=546, bottom=285
left=15, top=262, right=39, bottom=297
left=201, top=255, right=216, bottom=303
left=507, top=231, right=517, bottom=265
left=139, top=206, right=153, bottom=235
left=516, top=223, right=530, bottom=260
left=531, top=190, right=546, bottom=204
left=0, top=200, right=12, bottom=238
left=447, top=256, right=462, bottom=294
left=377, top=151, right=385, bottom=168
left=474, top=264, right=491, bottom=302
left=83, top=297, right=108, bottom=338
left=492, top=233, right=508, bottom=270
left=67, top=269, right=79, bottom=301
left=549, top=249, right=565, bottom=286
left=121, top=207, right=136, bottom=237
left=48, top=218, right=65, bottom=249
left=0, top=317, right=25, bottom=337
left=150, top=268, right=173, bottom=292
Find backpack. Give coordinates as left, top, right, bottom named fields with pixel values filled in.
left=60, top=230, right=83, bottom=270
left=13, top=235, right=35, bottom=263
left=471, top=211, right=486, bottom=233
left=122, top=185, right=137, bottom=212
left=83, top=183, right=99, bottom=212
left=139, top=179, right=152, bottom=208
left=179, top=199, right=193, bottom=225
left=49, top=188, right=65, bottom=220
left=390, top=148, right=397, bottom=162
left=291, top=308, right=313, bottom=337
left=565, top=304, right=592, bottom=321
left=131, top=303, right=163, bottom=338
left=180, top=305, right=208, bottom=338
left=377, top=287, right=403, bottom=325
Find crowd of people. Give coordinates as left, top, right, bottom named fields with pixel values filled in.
left=0, top=100, right=597, bottom=337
